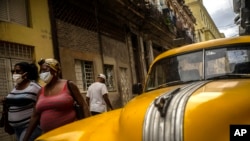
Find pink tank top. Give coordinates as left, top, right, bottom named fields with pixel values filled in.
left=36, top=81, right=76, bottom=133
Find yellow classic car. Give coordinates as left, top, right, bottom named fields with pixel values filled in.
left=36, top=36, right=250, bottom=141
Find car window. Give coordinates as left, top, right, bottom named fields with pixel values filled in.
left=205, top=46, right=250, bottom=79
left=145, top=44, right=250, bottom=91
left=146, top=51, right=203, bottom=91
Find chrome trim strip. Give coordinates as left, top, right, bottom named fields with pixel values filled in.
left=143, top=81, right=210, bottom=141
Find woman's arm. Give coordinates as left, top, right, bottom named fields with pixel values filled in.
left=68, top=81, right=91, bottom=118
left=23, top=108, right=41, bottom=141
left=23, top=88, right=42, bottom=141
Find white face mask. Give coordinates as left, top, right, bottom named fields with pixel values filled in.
left=12, top=74, right=23, bottom=84
left=39, top=72, right=53, bottom=83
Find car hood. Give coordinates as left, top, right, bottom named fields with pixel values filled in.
left=36, top=80, right=250, bottom=141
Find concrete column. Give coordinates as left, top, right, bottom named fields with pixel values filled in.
left=139, top=35, right=147, bottom=83
left=125, top=33, right=137, bottom=84
left=147, top=40, right=154, bottom=65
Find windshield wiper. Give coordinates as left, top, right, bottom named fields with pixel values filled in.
left=206, top=73, right=250, bottom=80
left=158, top=79, right=202, bottom=88
left=154, top=80, right=185, bottom=89
left=148, top=80, right=200, bottom=91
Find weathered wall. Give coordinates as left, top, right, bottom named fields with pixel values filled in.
left=56, top=20, right=132, bottom=108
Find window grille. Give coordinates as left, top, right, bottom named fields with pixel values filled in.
left=0, top=0, right=28, bottom=26
left=0, top=41, right=33, bottom=60
left=0, top=58, right=9, bottom=96
left=104, top=64, right=115, bottom=91
left=75, top=60, right=94, bottom=92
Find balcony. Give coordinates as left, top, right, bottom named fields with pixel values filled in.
left=61, top=0, right=193, bottom=44
left=127, top=0, right=175, bottom=33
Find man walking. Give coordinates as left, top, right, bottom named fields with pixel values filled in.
left=86, top=74, right=113, bottom=115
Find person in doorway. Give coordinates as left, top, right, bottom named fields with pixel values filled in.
left=86, top=74, right=113, bottom=115
left=4, top=62, right=42, bottom=141
left=23, top=58, right=91, bottom=141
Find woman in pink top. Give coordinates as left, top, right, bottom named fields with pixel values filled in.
left=23, top=58, right=91, bottom=141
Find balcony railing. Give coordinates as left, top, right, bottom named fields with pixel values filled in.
left=129, top=0, right=194, bottom=42
left=128, top=0, right=175, bottom=33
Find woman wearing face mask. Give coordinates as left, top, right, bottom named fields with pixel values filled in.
left=4, top=62, right=42, bottom=141
left=23, top=58, right=91, bottom=141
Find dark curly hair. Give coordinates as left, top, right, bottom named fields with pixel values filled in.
left=14, top=62, right=39, bottom=82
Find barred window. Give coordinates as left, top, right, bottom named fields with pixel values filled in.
left=0, top=41, right=33, bottom=59
left=0, top=0, right=29, bottom=26
left=0, top=41, right=33, bottom=106
left=75, top=60, right=94, bottom=92
left=104, top=64, right=115, bottom=91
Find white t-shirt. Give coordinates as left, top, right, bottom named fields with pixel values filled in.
left=86, top=82, right=108, bottom=113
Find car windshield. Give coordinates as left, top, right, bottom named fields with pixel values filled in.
left=146, top=44, right=250, bottom=91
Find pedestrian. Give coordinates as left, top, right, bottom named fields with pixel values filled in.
left=3, top=62, right=42, bottom=141
left=86, top=73, right=113, bottom=115
left=23, top=58, right=91, bottom=141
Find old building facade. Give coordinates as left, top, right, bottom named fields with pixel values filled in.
left=0, top=0, right=196, bottom=140
left=50, top=0, right=196, bottom=108
left=186, top=0, right=225, bottom=41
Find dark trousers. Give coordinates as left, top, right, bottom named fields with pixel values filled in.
left=91, top=111, right=101, bottom=116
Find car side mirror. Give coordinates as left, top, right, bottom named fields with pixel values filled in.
left=132, top=83, right=143, bottom=95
